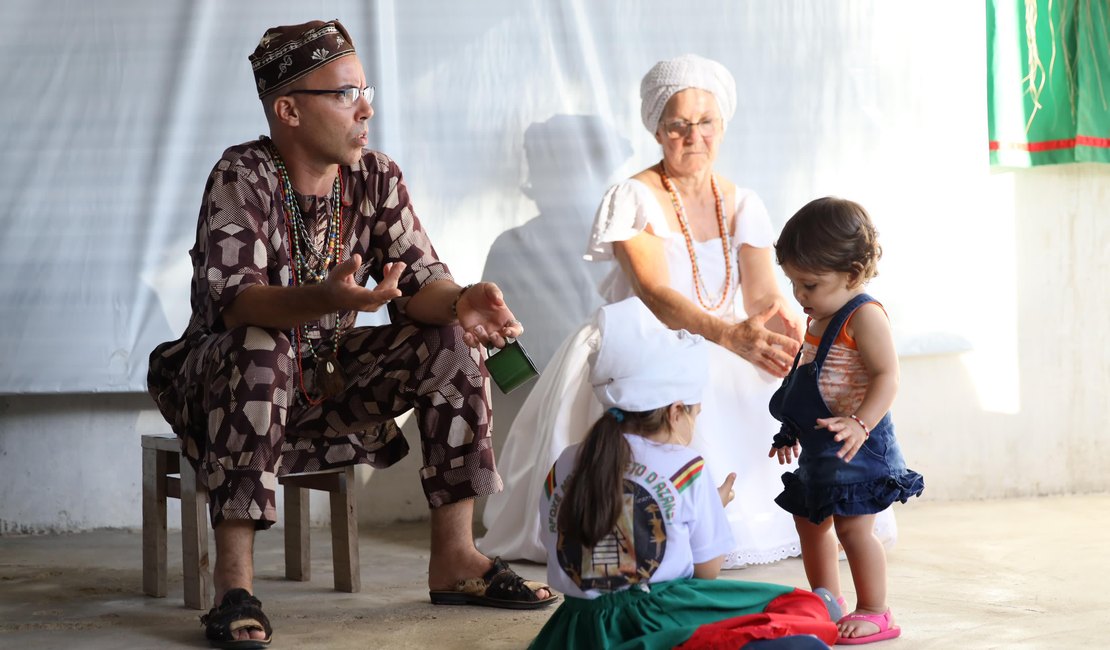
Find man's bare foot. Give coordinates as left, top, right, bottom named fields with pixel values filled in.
left=212, top=520, right=263, bottom=641
left=203, top=588, right=272, bottom=645
left=428, top=550, right=551, bottom=601
left=210, top=589, right=267, bottom=642
left=230, top=627, right=268, bottom=642
left=229, top=619, right=268, bottom=643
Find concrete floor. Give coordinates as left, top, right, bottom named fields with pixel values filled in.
left=0, top=494, right=1105, bottom=649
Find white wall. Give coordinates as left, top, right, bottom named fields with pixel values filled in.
left=895, top=164, right=1110, bottom=501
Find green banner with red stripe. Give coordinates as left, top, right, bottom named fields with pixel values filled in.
left=987, top=0, right=1110, bottom=166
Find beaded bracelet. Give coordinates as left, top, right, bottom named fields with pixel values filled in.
left=451, top=284, right=474, bottom=320
left=848, top=414, right=870, bottom=439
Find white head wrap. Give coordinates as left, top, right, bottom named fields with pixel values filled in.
left=639, top=54, right=737, bottom=134
left=588, top=297, right=708, bottom=412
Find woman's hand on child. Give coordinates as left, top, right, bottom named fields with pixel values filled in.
left=723, top=302, right=802, bottom=377
left=767, top=441, right=800, bottom=465
left=817, top=416, right=867, bottom=462
left=717, top=472, right=737, bottom=507
left=764, top=297, right=806, bottom=343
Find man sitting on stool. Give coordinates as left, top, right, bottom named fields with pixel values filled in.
left=147, top=19, right=555, bottom=649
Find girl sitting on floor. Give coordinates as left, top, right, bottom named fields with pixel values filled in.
left=531, top=297, right=839, bottom=650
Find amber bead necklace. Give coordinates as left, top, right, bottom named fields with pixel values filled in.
left=659, top=164, right=733, bottom=312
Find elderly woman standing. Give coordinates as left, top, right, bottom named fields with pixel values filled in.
left=482, top=55, right=895, bottom=567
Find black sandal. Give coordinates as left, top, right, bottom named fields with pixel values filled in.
left=200, top=588, right=273, bottom=649
left=429, top=556, right=559, bottom=610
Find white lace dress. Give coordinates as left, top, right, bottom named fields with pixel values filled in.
left=479, top=179, right=895, bottom=567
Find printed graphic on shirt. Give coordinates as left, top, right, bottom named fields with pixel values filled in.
left=556, top=478, right=668, bottom=593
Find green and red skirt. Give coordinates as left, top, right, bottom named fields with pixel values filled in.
left=528, top=578, right=838, bottom=649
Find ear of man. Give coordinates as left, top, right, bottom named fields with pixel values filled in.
left=271, top=95, right=301, bottom=127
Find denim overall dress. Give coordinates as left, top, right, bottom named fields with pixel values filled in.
left=769, top=293, right=924, bottom=524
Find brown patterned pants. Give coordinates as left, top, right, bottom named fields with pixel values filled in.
left=153, top=322, right=500, bottom=529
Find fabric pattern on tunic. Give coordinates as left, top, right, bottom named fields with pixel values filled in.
left=147, top=138, right=496, bottom=528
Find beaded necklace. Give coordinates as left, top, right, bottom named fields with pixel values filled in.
left=267, top=141, right=347, bottom=404
left=659, top=165, right=733, bottom=312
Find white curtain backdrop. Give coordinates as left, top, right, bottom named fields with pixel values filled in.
left=0, top=1, right=988, bottom=394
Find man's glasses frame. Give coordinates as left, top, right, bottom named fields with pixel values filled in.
left=287, top=85, right=375, bottom=108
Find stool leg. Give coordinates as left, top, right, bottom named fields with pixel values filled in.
left=180, top=460, right=211, bottom=611
left=285, top=483, right=311, bottom=581
left=330, top=466, right=360, bottom=593
left=142, top=447, right=168, bottom=598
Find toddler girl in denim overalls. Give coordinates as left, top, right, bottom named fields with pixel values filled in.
left=768, top=197, right=924, bottom=645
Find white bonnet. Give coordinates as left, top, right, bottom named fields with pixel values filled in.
left=639, top=54, right=737, bottom=134
left=588, top=297, right=708, bottom=412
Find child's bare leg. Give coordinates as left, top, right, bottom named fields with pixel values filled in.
left=795, top=515, right=840, bottom=596
left=834, top=514, right=892, bottom=638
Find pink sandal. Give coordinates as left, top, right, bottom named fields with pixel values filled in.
left=835, top=609, right=901, bottom=645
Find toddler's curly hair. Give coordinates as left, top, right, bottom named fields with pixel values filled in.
left=775, top=196, right=882, bottom=285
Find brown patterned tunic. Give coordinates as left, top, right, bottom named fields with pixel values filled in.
left=148, top=138, right=499, bottom=528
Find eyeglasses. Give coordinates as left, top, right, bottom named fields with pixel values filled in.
left=660, top=118, right=720, bottom=139
left=287, top=85, right=375, bottom=108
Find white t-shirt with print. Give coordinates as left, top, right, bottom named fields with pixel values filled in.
left=539, top=434, right=735, bottom=599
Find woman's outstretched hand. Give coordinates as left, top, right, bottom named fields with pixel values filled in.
left=765, top=296, right=806, bottom=343
left=721, top=300, right=803, bottom=377
left=455, top=282, right=524, bottom=349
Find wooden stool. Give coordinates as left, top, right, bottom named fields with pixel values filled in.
left=279, top=466, right=360, bottom=593
left=141, top=434, right=361, bottom=610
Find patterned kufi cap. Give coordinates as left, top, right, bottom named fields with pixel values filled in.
left=249, top=19, right=356, bottom=99
left=639, top=54, right=737, bottom=134
left=588, top=297, right=707, bottom=412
